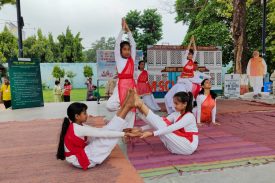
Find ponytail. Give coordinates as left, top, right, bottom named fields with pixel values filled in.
left=186, top=92, right=193, bottom=113
left=56, top=117, right=70, bottom=160
left=56, top=102, right=88, bottom=160
left=173, top=91, right=193, bottom=113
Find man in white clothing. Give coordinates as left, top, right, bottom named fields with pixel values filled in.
left=246, top=50, right=267, bottom=99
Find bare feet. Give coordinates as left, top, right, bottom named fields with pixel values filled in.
left=122, top=89, right=135, bottom=109
left=134, top=90, right=143, bottom=108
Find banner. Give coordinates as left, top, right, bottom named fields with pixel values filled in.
left=240, top=74, right=249, bottom=95
left=97, top=50, right=143, bottom=80
left=224, top=74, right=240, bottom=98
left=8, top=58, right=44, bottom=109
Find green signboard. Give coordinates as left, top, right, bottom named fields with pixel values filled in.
left=8, top=58, right=44, bottom=109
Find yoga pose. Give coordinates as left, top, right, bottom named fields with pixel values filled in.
left=56, top=89, right=139, bottom=170
left=106, top=18, right=136, bottom=128
left=136, top=60, right=161, bottom=111
left=189, top=62, right=211, bottom=99
left=193, top=79, right=219, bottom=125
left=132, top=91, right=198, bottom=155
left=164, top=48, right=196, bottom=114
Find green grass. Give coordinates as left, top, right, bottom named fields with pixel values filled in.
left=43, top=88, right=105, bottom=103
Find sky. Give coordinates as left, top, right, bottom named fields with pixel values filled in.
left=0, top=0, right=188, bottom=49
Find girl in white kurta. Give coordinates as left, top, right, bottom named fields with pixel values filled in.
left=164, top=49, right=197, bottom=114
left=106, top=19, right=136, bottom=128
left=193, top=79, right=219, bottom=126
left=246, top=50, right=267, bottom=98
left=57, top=91, right=139, bottom=170
left=134, top=91, right=198, bottom=155
left=136, top=61, right=161, bottom=111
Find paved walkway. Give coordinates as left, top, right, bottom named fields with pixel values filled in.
left=1, top=100, right=275, bottom=183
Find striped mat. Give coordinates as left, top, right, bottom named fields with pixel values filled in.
left=128, top=110, right=275, bottom=178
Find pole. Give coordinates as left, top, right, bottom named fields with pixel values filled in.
left=16, top=0, right=24, bottom=57
left=262, top=0, right=267, bottom=60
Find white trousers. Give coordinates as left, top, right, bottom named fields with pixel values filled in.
left=164, top=78, right=192, bottom=114
left=142, top=111, right=198, bottom=155
left=142, top=94, right=161, bottom=111
left=106, top=86, right=135, bottom=128
left=249, top=76, right=263, bottom=95
left=71, top=116, right=127, bottom=168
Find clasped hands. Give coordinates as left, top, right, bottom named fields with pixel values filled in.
left=123, top=127, right=153, bottom=139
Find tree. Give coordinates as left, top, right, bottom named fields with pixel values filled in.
left=52, top=65, right=65, bottom=81
left=0, top=0, right=15, bottom=9
left=83, top=37, right=115, bottom=62
left=126, top=9, right=163, bottom=60
left=232, top=0, right=247, bottom=74
left=66, top=70, right=76, bottom=84
left=57, top=27, right=84, bottom=62
left=83, top=65, right=93, bottom=78
left=48, top=33, right=61, bottom=62
left=266, top=0, right=275, bottom=72
left=175, top=0, right=234, bottom=65
left=0, top=26, right=18, bottom=63
left=23, top=29, right=54, bottom=62
left=175, top=0, right=275, bottom=72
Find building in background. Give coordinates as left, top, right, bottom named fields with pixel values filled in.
left=147, top=45, right=223, bottom=91
left=5, top=22, right=26, bottom=40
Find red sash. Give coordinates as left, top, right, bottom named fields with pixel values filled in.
left=162, top=113, right=198, bottom=142
left=192, top=83, right=201, bottom=99
left=64, top=123, right=90, bottom=170
left=181, top=60, right=195, bottom=78
left=137, top=70, right=152, bottom=96
left=201, top=95, right=215, bottom=123
left=118, top=57, right=136, bottom=112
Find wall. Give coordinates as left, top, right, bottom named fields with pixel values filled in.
left=40, top=63, right=97, bottom=89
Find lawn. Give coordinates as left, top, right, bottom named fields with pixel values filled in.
left=43, top=88, right=106, bottom=103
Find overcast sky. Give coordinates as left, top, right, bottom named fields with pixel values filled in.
left=0, top=0, right=188, bottom=48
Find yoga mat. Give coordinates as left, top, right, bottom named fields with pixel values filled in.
left=129, top=101, right=275, bottom=178
left=0, top=117, right=143, bottom=183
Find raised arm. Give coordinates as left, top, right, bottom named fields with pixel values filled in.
left=115, top=29, right=124, bottom=64
left=193, top=36, right=197, bottom=60
left=125, top=23, right=136, bottom=60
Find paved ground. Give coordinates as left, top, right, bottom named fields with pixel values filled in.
left=1, top=99, right=275, bottom=183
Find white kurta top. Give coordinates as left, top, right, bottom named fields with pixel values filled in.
left=115, top=29, right=136, bottom=76
left=65, top=116, right=125, bottom=164
left=141, top=111, right=198, bottom=136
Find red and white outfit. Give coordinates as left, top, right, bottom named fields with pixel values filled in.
left=190, top=71, right=211, bottom=99
left=137, top=69, right=161, bottom=111
left=106, top=29, right=136, bottom=128
left=140, top=110, right=198, bottom=155
left=193, top=94, right=216, bottom=124
left=165, top=51, right=197, bottom=114
left=64, top=115, right=127, bottom=170
left=63, top=85, right=72, bottom=96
